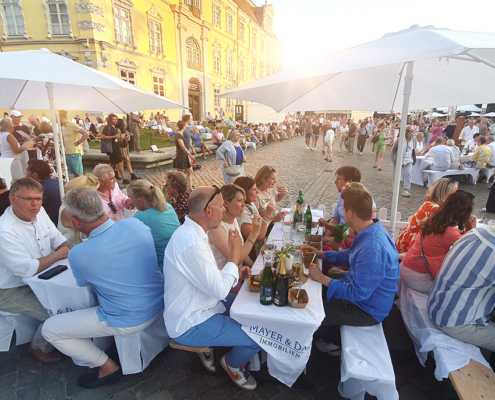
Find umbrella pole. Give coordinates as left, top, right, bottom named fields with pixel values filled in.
left=390, top=61, right=414, bottom=240
left=45, top=82, right=65, bottom=200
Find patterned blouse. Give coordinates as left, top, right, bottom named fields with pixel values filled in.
left=173, top=192, right=189, bottom=225
left=395, top=200, right=440, bottom=253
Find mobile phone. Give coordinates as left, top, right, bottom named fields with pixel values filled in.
left=38, top=265, right=68, bottom=280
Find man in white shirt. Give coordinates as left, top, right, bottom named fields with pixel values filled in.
left=486, top=136, right=495, bottom=167
left=459, top=119, right=479, bottom=146
left=425, top=137, right=455, bottom=171
left=0, top=178, right=68, bottom=363
left=41, top=113, right=51, bottom=123
left=163, top=187, right=260, bottom=391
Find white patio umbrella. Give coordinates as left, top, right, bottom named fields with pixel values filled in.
left=485, top=112, right=495, bottom=117
left=469, top=112, right=482, bottom=117
left=0, top=48, right=188, bottom=198
left=436, top=105, right=482, bottom=113
left=431, top=112, right=447, bottom=118
left=219, top=25, right=495, bottom=238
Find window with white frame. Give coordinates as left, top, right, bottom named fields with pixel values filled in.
left=226, top=53, right=232, bottom=77
left=239, top=22, right=245, bottom=41
left=214, top=87, right=221, bottom=108
left=251, top=58, right=256, bottom=80
left=225, top=86, right=232, bottom=109
left=152, top=74, right=165, bottom=97
left=252, top=31, right=257, bottom=50
left=2, top=0, right=25, bottom=36
left=239, top=58, right=245, bottom=80
left=120, top=68, right=136, bottom=85
left=186, top=37, right=201, bottom=65
left=148, top=20, right=163, bottom=54
left=226, top=13, right=232, bottom=34
left=47, top=0, right=70, bottom=35
left=114, top=4, right=132, bottom=45
left=213, top=49, right=221, bottom=73
left=213, top=4, right=221, bottom=26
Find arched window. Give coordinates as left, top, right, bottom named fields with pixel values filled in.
left=186, top=37, right=201, bottom=67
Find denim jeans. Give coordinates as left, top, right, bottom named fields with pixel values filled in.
left=175, top=313, right=260, bottom=368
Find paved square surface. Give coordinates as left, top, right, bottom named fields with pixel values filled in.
left=2, top=136, right=492, bottom=400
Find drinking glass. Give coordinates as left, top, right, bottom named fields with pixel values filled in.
left=296, top=223, right=306, bottom=242
left=292, top=252, right=303, bottom=284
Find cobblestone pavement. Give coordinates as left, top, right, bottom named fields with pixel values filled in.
left=3, top=137, right=492, bottom=400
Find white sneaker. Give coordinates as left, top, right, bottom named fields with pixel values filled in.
left=306, top=147, right=309, bottom=150
left=402, top=190, right=411, bottom=197
left=315, top=339, right=341, bottom=356
left=359, top=151, right=362, bottom=155
left=198, top=348, right=215, bottom=373
left=220, top=355, right=257, bottom=390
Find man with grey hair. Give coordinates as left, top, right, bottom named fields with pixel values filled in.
left=0, top=177, right=68, bottom=363
left=27, top=114, right=42, bottom=136
left=460, top=119, right=479, bottom=146
left=42, top=188, right=164, bottom=388
left=486, top=136, right=495, bottom=167
left=92, top=164, right=132, bottom=219
left=164, top=187, right=259, bottom=391
left=478, top=118, right=489, bottom=137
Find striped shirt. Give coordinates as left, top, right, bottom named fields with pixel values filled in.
left=428, top=227, right=495, bottom=327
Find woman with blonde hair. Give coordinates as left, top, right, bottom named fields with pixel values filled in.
left=164, top=170, right=189, bottom=224
left=395, top=177, right=458, bottom=254
left=447, top=139, right=460, bottom=169
left=253, top=165, right=288, bottom=219
left=127, top=180, right=180, bottom=271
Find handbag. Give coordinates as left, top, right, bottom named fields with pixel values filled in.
left=371, top=135, right=379, bottom=144
left=225, top=164, right=242, bottom=177
left=120, top=139, right=128, bottom=148
left=100, top=139, right=113, bottom=154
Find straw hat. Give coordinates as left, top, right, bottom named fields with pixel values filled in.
left=64, top=174, right=100, bottom=193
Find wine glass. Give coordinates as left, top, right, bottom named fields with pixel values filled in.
left=264, top=238, right=276, bottom=259
left=292, top=251, right=303, bottom=284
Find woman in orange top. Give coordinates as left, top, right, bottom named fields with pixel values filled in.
left=395, top=178, right=458, bottom=254
left=400, top=190, right=475, bottom=293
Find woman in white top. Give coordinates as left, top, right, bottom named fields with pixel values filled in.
left=339, top=120, right=348, bottom=152
left=253, top=165, right=288, bottom=218
left=0, top=118, right=33, bottom=179
left=208, top=184, right=262, bottom=271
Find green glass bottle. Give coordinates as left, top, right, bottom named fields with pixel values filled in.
left=260, top=260, right=275, bottom=305
left=298, top=189, right=304, bottom=205
left=293, top=202, right=302, bottom=229
left=305, top=205, right=312, bottom=234
left=274, top=254, right=289, bottom=307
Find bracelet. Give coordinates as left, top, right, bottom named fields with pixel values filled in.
left=246, top=238, right=255, bottom=245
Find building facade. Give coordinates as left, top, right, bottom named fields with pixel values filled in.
left=0, top=0, right=284, bottom=121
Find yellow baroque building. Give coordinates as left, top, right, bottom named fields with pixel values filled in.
left=0, top=0, right=284, bottom=121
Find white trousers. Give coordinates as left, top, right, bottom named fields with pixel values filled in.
left=42, top=307, right=155, bottom=368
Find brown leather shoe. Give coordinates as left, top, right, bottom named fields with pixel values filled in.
left=29, top=344, right=62, bottom=364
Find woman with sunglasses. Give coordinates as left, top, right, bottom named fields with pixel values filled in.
left=253, top=165, right=288, bottom=219
left=396, top=178, right=458, bottom=254
left=234, top=176, right=273, bottom=256
left=400, top=190, right=476, bottom=293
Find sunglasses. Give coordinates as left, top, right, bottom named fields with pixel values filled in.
left=108, top=201, right=118, bottom=213
left=204, top=185, right=221, bottom=211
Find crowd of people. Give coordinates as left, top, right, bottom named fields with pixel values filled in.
left=0, top=108, right=494, bottom=392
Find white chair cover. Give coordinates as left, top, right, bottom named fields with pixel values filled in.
left=0, top=310, right=40, bottom=352
left=338, top=324, right=399, bottom=400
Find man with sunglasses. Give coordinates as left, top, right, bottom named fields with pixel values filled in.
left=0, top=178, right=68, bottom=364
left=163, top=186, right=260, bottom=391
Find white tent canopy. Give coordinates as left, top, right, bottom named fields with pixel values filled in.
left=436, top=105, right=482, bottom=113
left=219, top=26, right=495, bottom=238
left=485, top=112, right=495, bottom=117
left=431, top=112, right=447, bottom=117
left=0, top=49, right=187, bottom=113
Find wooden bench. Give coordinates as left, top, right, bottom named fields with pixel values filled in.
left=169, top=339, right=220, bottom=375
left=448, top=359, right=495, bottom=400
left=423, top=168, right=479, bottom=187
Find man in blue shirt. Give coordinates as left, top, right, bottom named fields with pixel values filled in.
left=42, top=188, right=164, bottom=388
left=308, top=183, right=399, bottom=355
left=26, top=159, right=61, bottom=226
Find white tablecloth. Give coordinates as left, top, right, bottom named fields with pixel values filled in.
left=411, top=156, right=432, bottom=186
left=23, top=259, right=98, bottom=316
left=230, top=210, right=325, bottom=387
left=0, top=158, right=14, bottom=189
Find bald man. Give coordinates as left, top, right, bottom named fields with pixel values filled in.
left=28, top=114, right=41, bottom=136
left=163, top=187, right=260, bottom=391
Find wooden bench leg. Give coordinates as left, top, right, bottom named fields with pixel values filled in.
left=214, top=347, right=221, bottom=376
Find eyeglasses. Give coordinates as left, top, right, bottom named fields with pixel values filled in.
left=14, top=195, right=42, bottom=203
left=204, top=185, right=221, bottom=211
left=108, top=201, right=118, bottom=213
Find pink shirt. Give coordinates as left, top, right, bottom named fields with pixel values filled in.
left=402, top=226, right=462, bottom=277
left=97, top=182, right=128, bottom=220
left=212, top=130, right=223, bottom=143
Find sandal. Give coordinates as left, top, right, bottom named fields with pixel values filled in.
left=378, top=168, right=382, bottom=171
left=373, top=165, right=377, bottom=168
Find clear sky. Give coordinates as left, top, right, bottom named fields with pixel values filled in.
left=267, top=0, right=495, bottom=69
